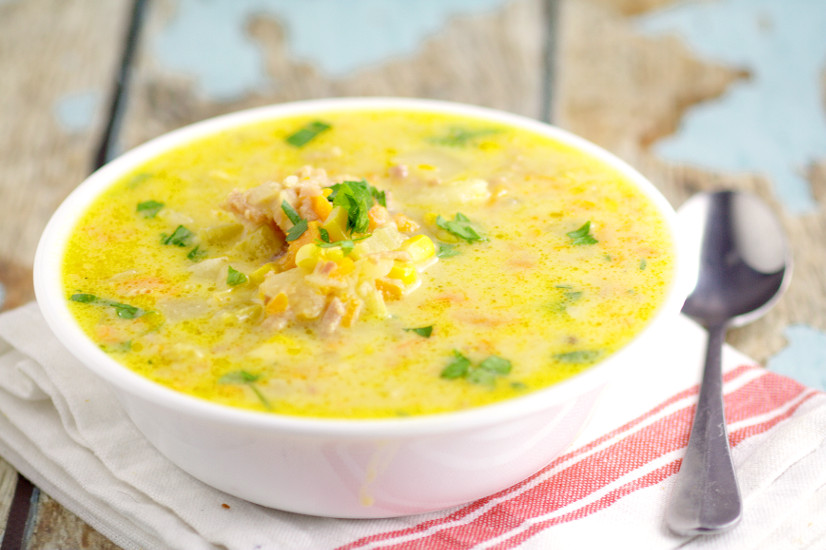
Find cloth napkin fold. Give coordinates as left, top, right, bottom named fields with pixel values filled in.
left=0, top=302, right=824, bottom=550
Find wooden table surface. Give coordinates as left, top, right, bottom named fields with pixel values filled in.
left=1, top=0, right=824, bottom=547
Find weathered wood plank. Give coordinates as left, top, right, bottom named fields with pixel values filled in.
left=0, top=0, right=131, bottom=295
left=0, top=0, right=133, bottom=547
left=555, top=0, right=825, bottom=365
left=121, top=0, right=546, bottom=149
left=26, top=494, right=120, bottom=550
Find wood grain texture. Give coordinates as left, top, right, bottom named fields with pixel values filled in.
left=120, top=0, right=546, bottom=150
left=26, top=494, right=120, bottom=550
left=0, top=0, right=130, bottom=268
left=0, top=0, right=132, bottom=546
left=555, top=0, right=825, bottom=363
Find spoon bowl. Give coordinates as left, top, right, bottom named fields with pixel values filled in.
left=678, top=191, right=791, bottom=328
left=666, top=190, right=792, bottom=536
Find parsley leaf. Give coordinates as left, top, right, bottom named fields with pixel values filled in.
left=553, top=350, right=602, bottom=364
left=317, top=238, right=356, bottom=256
left=327, top=180, right=384, bottom=234
left=436, top=243, right=461, bottom=258
left=70, top=293, right=146, bottom=319
left=161, top=225, right=194, bottom=247
left=478, top=355, right=512, bottom=375
left=286, top=219, right=308, bottom=242
left=566, top=221, right=598, bottom=245
left=318, top=227, right=331, bottom=243
left=441, top=351, right=512, bottom=386
left=218, top=370, right=271, bottom=409
left=187, top=245, right=207, bottom=261
left=281, top=200, right=308, bottom=242
left=429, top=127, right=501, bottom=147
left=281, top=200, right=302, bottom=225
left=219, top=370, right=260, bottom=384
left=285, top=121, right=331, bottom=147
left=136, top=200, right=164, bottom=218
left=639, top=259, right=647, bottom=270
left=404, top=325, right=433, bottom=338
left=436, top=213, right=486, bottom=243
left=226, top=266, right=248, bottom=286
left=440, top=350, right=471, bottom=379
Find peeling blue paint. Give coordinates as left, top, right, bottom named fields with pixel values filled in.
left=767, top=325, right=826, bottom=391
left=53, top=91, right=101, bottom=134
left=152, top=0, right=508, bottom=102
left=635, top=0, right=826, bottom=214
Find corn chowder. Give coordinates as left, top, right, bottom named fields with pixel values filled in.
left=63, top=109, right=674, bottom=418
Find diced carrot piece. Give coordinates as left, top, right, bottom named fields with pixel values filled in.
left=278, top=221, right=321, bottom=270
left=367, top=205, right=390, bottom=231
left=376, top=278, right=404, bottom=300
left=341, top=298, right=361, bottom=327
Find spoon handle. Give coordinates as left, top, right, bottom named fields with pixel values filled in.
left=666, top=323, right=742, bottom=535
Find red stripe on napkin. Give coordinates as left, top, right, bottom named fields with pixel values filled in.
left=339, top=367, right=814, bottom=550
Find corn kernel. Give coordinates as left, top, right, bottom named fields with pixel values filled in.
left=266, top=292, right=289, bottom=315
left=400, top=235, right=436, bottom=263
left=334, top=256, right=355, bottom=276
left=387, top=261, right=418, bottom=285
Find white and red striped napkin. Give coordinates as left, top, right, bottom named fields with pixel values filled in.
left=0, top=302, right=824, bottom=550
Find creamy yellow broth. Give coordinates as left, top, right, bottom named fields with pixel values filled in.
left=63, top=109, right=673, bottom=418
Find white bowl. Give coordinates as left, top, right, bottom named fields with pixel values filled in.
left=34, top=98, right=689, bottom=518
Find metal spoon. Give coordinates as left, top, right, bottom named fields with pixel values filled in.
left=666, top=190, right=792, bottom=536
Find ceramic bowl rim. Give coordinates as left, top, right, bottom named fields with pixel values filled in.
left=33, top=97, right=689, bottom=438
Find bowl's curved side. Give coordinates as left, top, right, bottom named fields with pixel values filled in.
left=33, top=97, right=690, bottom=516
left=114, top=379, right=605, bottom=517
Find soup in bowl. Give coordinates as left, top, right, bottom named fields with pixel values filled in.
left=35, top=98, right=687, bottom=517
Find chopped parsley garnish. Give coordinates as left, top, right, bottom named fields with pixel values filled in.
left=218, top=370, right=271, bottom=409
left=70, top=293, right=146, bottom=319
left=440, top=351, right=512, bottom=386
left=327, top=180, right=384, bottom=234
left=639, top=259, right=647, bottom=270
left=136, top=200, right=164, bottom=218
left=187, top=245, right=207, bottom=261
left=404, top=325, right=433, bottom=338
left=127, top=172, right=152, bottom=188
left=318, top=227, right=331, bottom=243
left=317, top=238, right=356, bottom=256
left=285, top=120, right=331, bottom=147
left=553, top=350, right=602, bottom=364
left=226, top=266, right=248, bottom=286
left=161, top=225, right=194, bottom=247
left=219, top=370, right=260, bottom=384
left=281, top=200, right=308, bottom=242
left=436, top=243, right=461, bottom=258
left=478, top=355, right=512, bottom=374
left=440, top=350, right=472, bottom=379
left=428, top=127, right=501, bottom=147
left=548, top=285, right=583, bottom=313
left=566, top=221, right=598, bottom=245
left=436, top=213, right=486, bottom=243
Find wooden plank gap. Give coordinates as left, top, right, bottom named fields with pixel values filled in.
left=1, top=476, right=37, bottom=550
left=540, top=0, right=561, bottom=123
left=93, top=0, right=151, bottom=169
